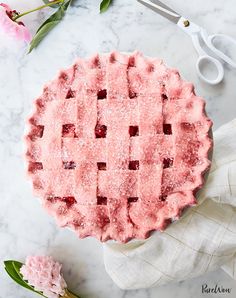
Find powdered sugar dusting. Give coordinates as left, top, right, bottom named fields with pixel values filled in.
left=25, top=51, right=212, bottom=243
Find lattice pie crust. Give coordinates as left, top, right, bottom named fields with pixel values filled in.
left=25, top=51, right=212, bottom=242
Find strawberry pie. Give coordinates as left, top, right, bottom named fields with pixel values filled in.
left=25, top=51, right=212, bottom=243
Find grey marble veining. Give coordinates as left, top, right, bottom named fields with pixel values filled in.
left=0, top=0, right=236, bottom=297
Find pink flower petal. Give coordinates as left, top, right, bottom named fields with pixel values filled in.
left=0, top=3, right=31, bottom=42
left=20, top=256, right=67, bottom=298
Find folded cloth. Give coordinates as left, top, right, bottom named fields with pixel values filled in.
left=103, top=119, right=236, bottom=290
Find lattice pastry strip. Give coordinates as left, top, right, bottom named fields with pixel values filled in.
left=25, top=51, right=212, bottom=243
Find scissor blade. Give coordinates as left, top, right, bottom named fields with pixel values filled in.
left=137, top=0, right=181, bottom=24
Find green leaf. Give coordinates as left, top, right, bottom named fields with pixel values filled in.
left=12, top=260, right=25, bottom=274
left=4, top=261, right=27, bottom=287
left=42, top=0, right=61, bottom=9
left=100, top=0, right=112, bottom=13
left=4, top=260, right=45, bottom=297
left=29, top=0, right=72, bottom=53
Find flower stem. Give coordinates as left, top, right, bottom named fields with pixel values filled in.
left=62, top=289, right=80, bottom=298
left=13, top=0, right=64, bottom=21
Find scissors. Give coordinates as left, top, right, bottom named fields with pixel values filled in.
left=137, top=0, right=236, bottom=85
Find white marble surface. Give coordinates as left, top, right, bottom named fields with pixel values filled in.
left=0, top=0, right=236, bottom=297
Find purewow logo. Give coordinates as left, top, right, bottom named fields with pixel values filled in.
left=202, top=284, right=232, bottom=294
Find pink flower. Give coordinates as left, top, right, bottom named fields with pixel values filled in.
left=0, top=3, right=31, bottom=42
left=20, top=256, right=67, bottom=298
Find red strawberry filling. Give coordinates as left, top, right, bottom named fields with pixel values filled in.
left=163, top=124, right=172, bottom=135
left=63, top=161, right=76, bottom=169
left=62, top=124, right=76, bottom=137
left=95, top=124, right=107, bottom=138
left=97, top=197, right=108, bottom=205
left=63, top=196, right=76, bottom=208
left=97, top=89, right=107, bottom=99
left=129, top=126, right=139, bottom=137
left=66, top=89, right=76, bottom=99
left=163, top=158, right=174, bottom=169
left=129, top=160, right=139, bottom=170
left=97, top=162, right=107, bottom=170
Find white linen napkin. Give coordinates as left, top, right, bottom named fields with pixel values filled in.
left=103, top=119, right=236, bottom=290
